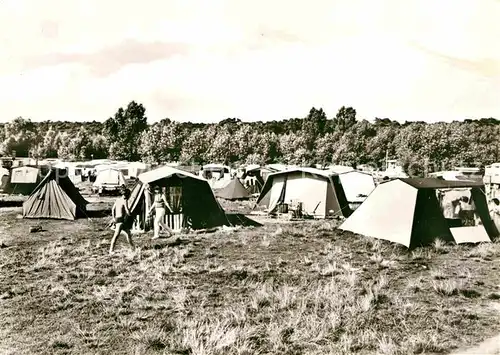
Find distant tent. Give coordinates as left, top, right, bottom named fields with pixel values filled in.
left=255, top=168, right=375, bottom=218
left=23, top=168, right=88, bottom=220
left=215, top=178, right=251, bottom=200
left=128, top=166, right=229, bottom=232
left=242, top=165, right=267, bottom=194
left=339, top=178, right=498, bottom=248
left=5, top=166, right=46, bottom=195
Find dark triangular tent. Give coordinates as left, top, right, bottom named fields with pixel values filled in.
left=23, top=168, right=89, bottom=220
left=340, top=178, right=498, bottom=248
left=215, top=178, right=251, bottom=200
left=128, top=166, right=230, bottom=232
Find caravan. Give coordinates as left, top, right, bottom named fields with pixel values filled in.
left=92, top=168, right=127, bottom=195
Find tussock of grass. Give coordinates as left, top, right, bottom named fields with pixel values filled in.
left=467, top=243, right=498, bottom=259
left=432, top=279, right=464, bottom=296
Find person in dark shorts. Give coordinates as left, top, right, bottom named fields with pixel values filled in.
left=109, top=188, right=134, bottom=254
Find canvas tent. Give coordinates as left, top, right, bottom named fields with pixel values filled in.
left=339, top=178, right=498, bottom=248
left=255, top=168, right=374, bottom=218
left=23, top=168, right=88, bottom=220
left=215, top=178, right=251, bottom=200
left=128, top=166, right=229, bottom=232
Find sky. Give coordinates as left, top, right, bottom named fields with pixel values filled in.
left=1, top=0, right=500, bottom=123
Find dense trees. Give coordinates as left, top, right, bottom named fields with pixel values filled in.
left=0, top=101, right=498, bottom=176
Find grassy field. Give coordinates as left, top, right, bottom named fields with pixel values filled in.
left=1, top=202, right=500, bottom=354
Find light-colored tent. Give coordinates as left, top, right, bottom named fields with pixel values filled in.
left=127, top=166, right=229, bottom=232
left=215, top=178, right=251, bottom=200
left=93, top=168, right=127, bottom=191
left=23, top=168, right=88, bottom=220
left=255, top=168, right=374, bottom=218
left=339, top=178, right=498, bottom=248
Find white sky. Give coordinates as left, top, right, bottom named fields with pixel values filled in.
left=1, top=0, right=499, bottom=123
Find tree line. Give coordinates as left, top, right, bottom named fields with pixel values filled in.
left=1, top=101, right=499, bottom=176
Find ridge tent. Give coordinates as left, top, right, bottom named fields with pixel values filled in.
left=128, top=166, right=229, bottom=232
left=255, top=168, right=375, bottom=218
left=339, top=178, right=497, bottom=248
left=23, top=168, right=88, bottom=220
left=215, top=178, right=251, bottom=200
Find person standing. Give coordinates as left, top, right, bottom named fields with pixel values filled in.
left=148, top=185, right=174, bottom=239
left=109, top=188, right=134, bottom=254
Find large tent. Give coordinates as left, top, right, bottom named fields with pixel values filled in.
left=255, top=168, right=375, bottom=218
left=23, top=168, right=88, bottom=220
left=215, top=178, right=251, bottom=200
left=128, top=166, right=229, bottom=232
left=339, top=178, right=498, bottom=248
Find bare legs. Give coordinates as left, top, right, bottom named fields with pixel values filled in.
left=152, top=208, right=173, bottom=239
left=109, top=223, right=135, bottom=254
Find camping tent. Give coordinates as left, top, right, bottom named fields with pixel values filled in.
left=215, top=178, right=251, bottom=200
left=255, top=168, right=375, bottom=218
left=339, top=178, right=498, bottom=248
left=93, top=168, right=127, bottom=194
left=23, top=168, right=88, bottom=220
left=241, top=165, right=271, bottom=194
left=128, top=166, right=229, bottom=232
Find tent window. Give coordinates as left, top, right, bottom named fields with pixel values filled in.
left=168, top=186, right=182, bottom=213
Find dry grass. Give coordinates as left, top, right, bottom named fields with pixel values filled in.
left=0, top=208, right=500, bottom=354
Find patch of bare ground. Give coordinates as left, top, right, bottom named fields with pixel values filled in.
left=1, top=208, right=500, bottom=354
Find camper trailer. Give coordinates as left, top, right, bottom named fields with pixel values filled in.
left=92, top=168, right=127, bottom=195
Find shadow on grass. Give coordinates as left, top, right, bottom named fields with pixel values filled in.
left=226, top=213, right=263, bottom=227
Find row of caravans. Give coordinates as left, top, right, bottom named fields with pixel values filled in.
left=53, top=160, right=151, bottom=184
left=0, top=160, right=152, bottom=196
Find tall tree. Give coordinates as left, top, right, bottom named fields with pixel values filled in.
left=0, top=117, right=39, bottom=157
left=105, top=101, right=148, bottom=161
left=333, top=106, right=357, bottom=132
